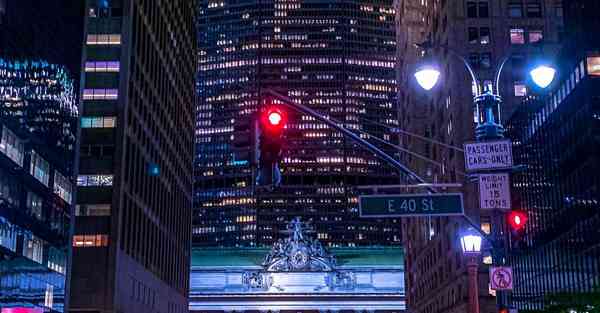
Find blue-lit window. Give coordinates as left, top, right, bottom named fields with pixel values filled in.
left=77, top=175, right=113, bottom=186
left=30, top=151, right=50, bottom=187
left=0, top=219, right=18, bottom=252
left=0, top=125, right=24, bottom=166
left=81, top=116, right=116, bottom=128
left=54, top=171, right=73, bottom=204
left=26, top=192, right=43, bottom=220
left=23, top=235, right=44, bottom=263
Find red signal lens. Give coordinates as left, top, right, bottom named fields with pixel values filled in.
left=508, top=210, right=528, bottom=230
left=268, top=111, right=282, bottom=126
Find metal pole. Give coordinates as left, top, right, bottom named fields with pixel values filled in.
left=262, top=88, right=435, bottom=193
left=468, top=256, right=481, bottom=313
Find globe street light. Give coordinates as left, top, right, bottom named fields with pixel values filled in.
left=461, top=229, right=483, bottom=313
left=414, top=65, right=441, bottom=90
left=530, top=65, right=557, bottom=89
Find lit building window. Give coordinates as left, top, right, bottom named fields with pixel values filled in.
left=86, top=34, right=121, bottom=45
left=76, top=204, right=112, bottom=216
left=529, top=30, right=543, bottom=43
left=85, top=61, right=120, bottom=72
left=81, top=116, right=116, bottom=128
left=510, top=28, right=525, bottom=44
left=586, top=56, right=600, bottom=76
left=54, top=171, right=73, bottom=204
left=23, top=235, right=44, bottom=263
left=514, top=82, right=527, bottom=96
left=0, top=125, right=24, bottom=166
left=30, top=151, right=50, bottom=187
left=83, top=88, right=119, bottom=100
left=26, top=192, right=43, bottom=220
left=77, top=175, right=113, bottom=186
left=72, top=234, right=109, bottom=247
left=0, top=220, right=18, bottom=252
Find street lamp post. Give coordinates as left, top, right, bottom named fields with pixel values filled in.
left=461, top=230, right=483, bottom=313
left=414, top=41, right=557, bottom=312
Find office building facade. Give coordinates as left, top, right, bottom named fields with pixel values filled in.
left=69, top=1, right=196, bottom=313
left=0, top=58, right=78, bottom=313
left=506, top=0, right=600, bottom=309
left=397, top=1, right=562, bottom=313
left=1, top=2, right=83, bottom=311
left=196, top=0, right=402, bottom=248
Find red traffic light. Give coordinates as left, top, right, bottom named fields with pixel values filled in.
left=268, top=110, right=282, bottom=126
left=261, top=107, right=286, bottom=132
left=507, top=210, right=528, bottom=230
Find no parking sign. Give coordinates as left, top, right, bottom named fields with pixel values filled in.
left=490, top=266, right=513, bottom=290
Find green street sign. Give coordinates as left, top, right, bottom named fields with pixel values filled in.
left=359, top=193, right=464, bottom=217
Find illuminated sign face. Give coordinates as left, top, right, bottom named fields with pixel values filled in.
left=1, top=308, right=44, bottom=313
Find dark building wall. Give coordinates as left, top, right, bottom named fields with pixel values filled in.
left=505, top=0, right=600, bottom=309
left=69, top=0, right=196, bottom=313
left=195, top=0, right=403, bottom=249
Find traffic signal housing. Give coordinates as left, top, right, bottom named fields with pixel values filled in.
left=256, top=105, right=287, bottom=187
left=507, top=210, right=528, bottom=249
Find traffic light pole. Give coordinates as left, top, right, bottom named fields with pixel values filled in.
left=262, top=88, right=435, bottom=192
left=263, top=87, right=510, bottom=311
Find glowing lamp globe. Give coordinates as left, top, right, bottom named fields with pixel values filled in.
left=415, top=67, right=441, bottom=91
left=460, top=232, right=483, bottom=255
left=530, top=65, right=556, bottom=89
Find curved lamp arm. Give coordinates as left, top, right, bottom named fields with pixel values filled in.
left=494, top=55, right=512, bottom=96
left=445, top=47, right=482, bottom=96
left=418, top=42, right=482, bottom=96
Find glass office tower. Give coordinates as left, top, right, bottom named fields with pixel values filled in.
left=196, top=0, right=401, bottom=248
left=69, top=1, right=196, bottom=312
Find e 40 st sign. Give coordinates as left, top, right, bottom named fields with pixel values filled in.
left=359, top=193, right=465, bottom=218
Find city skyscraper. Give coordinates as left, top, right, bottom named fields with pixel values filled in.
left=1, top=1, right=83, bottom=312
left=0, top=59, right=78, bottom=313
left=195, top=0, right=402, bottom=248
left=69, top=1, right=196, bottom=313
left=397, top=1, right=563, bottom=313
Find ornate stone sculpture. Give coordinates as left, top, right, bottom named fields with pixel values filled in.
left=262, top=217, right=336, bottom=272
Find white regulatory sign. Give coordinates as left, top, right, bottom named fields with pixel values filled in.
left=490, top=266, right=513, bottom=290
left=464, top=140, right=513, bottom=171
left=479, top=173, right=511, bottom=210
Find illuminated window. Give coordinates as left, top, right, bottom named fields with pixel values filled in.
left=86, top=34, right=121, bottom=45
left=481, top=222, right=492, bottom=235
left=83, top=88, right=119, bottom=100
left=586, top=56, right=600, bottom=76
left=0, top=125, right=24, bottom=166
left=529, top=30, right=543, bottom=43
left=23, top=236, right=44, bottom=263
left=81, top=116, right=116, bottom=128
left=514, top=82, right=527, bottom=96
left=480, top=27, right=490, bottom=44
left=85, top=61, right=120, bottom=72
left=30, top=151, right=50, bottom=186
left=76, top=204, right=111, bottom=216
left=510, top=28, right=525, bottom=44
left=72, top=234, right=109, bottom=247
left=54, top=171, right=73, bottom=204
left=77, top=175, right=113, bottom=186
left=26, top=192, right=43, bottom=220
